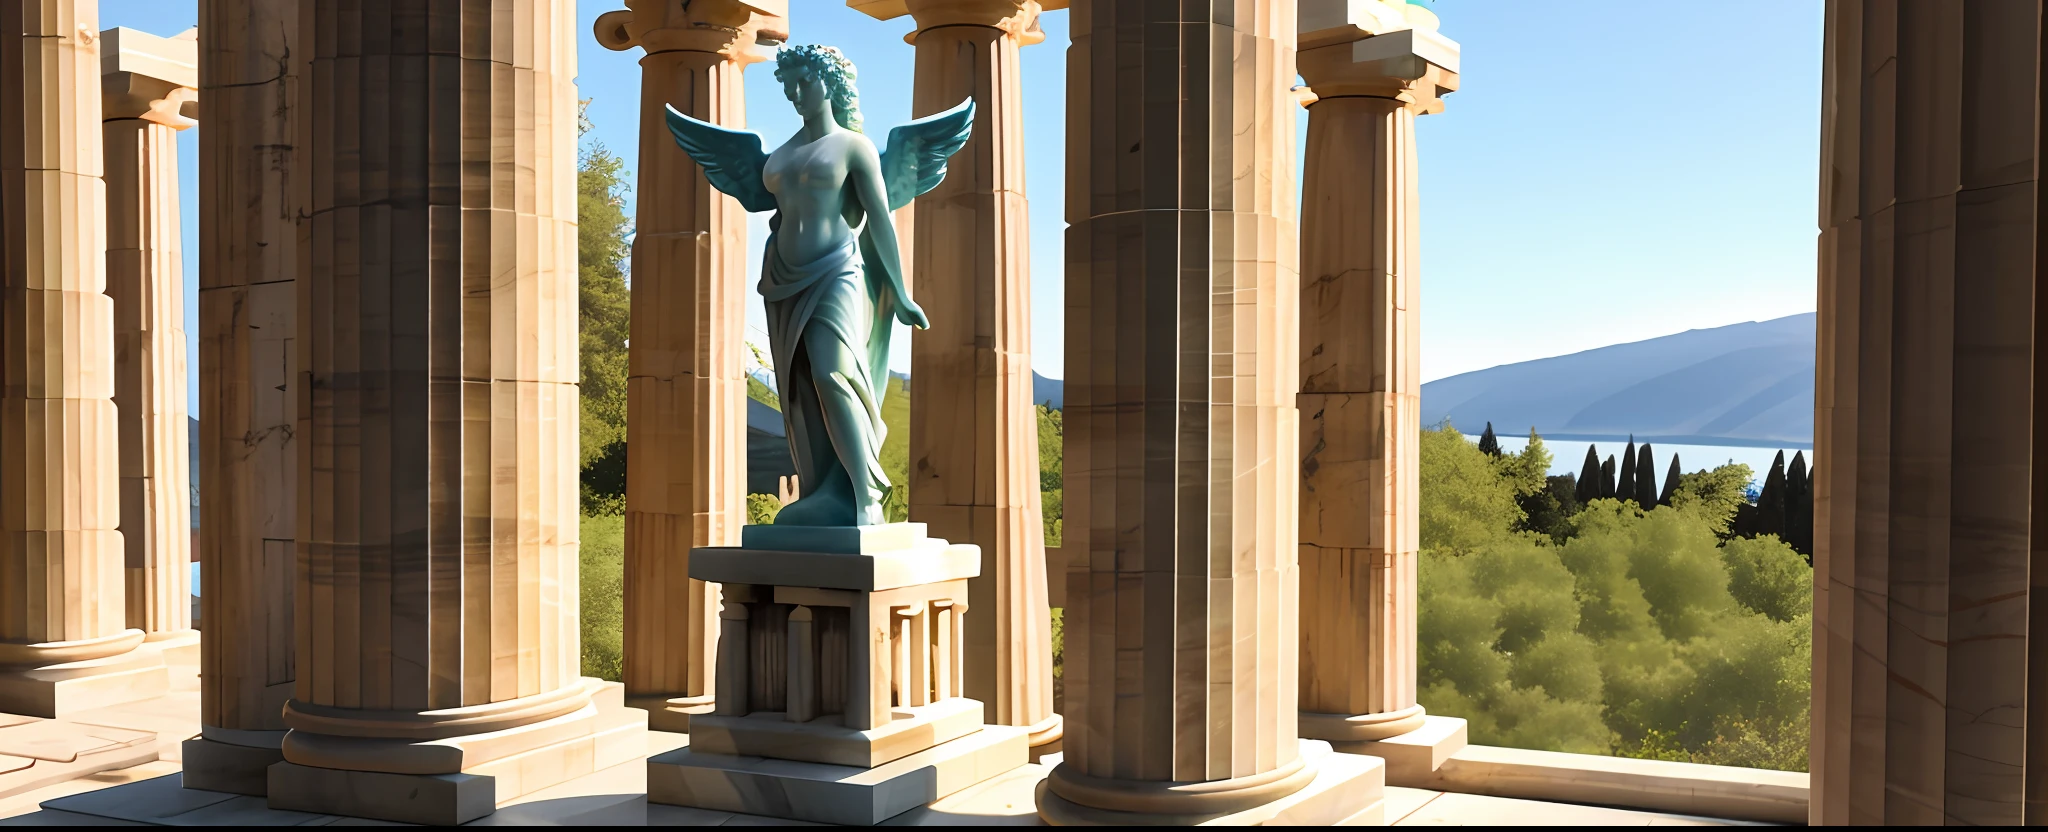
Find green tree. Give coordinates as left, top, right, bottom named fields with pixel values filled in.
left=1669, top=462, right=1756, bottom=535
left=579, top=514, right=626, bottom=681
left=1600, top=455, right=1617, bottom=499
left=1785, top=451, right=1812, bottom=560
left=1418, top=424, right=1526, bottom=555
left=1755, top=451, right=1788, bottom=541
left=746, top=342, right=780, bottom=410
left=1634, top=443, right=1658, bottom=509
left=1617, top=437, right=1638, bottom=506
left=578, top=108, right=634, bottom=515
left=1576, top=444, right=1603, bottom=505
left=747, top=493, right=783, bottom=525
left=1477, top=422, right=1502, bottom=457
left=1658, top=453, right=1682, bottom=506
left=1039, top=404, right=1063, bottom=547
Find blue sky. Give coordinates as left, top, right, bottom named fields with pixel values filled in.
left=105, top=1, right=1823, bottom=414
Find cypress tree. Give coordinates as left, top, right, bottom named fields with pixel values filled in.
left=1786, top=451, right=1813, bottom=560
left=1757, top=450, right=1788, bottom=540
left=1576, top=445, right=1603, bottom=504
left=1658, top=453, right=1682, bottom=506
left=1617, top=436, right=1638, bottom=506
left=1635, top=443, right=1658, bottom=509
left=1478, top=422, right=1502, bottom=457
left=1600, top=455, right=1617, bottom=499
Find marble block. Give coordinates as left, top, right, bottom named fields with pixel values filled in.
left=0, top=649, right=170, bottom=719
left=647, top=724, right=1027, bottom=825
left=741, top=522, right=927, bottom=555
left=688, top=698, right=984, bottom=768
left=1331, top=715, right=1467, bottom=786
left=695, top=531, right=979, bottom=592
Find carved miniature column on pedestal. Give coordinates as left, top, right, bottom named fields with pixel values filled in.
left=100, top=25, right=200, bottom=664
left=1041, top=1, right=1385, bottom=824
left=264, top=2, right=647, bottom=824
left=0, top=0, right=170, bottom=719
left=850, top=0, right=1063, bottom=758
left=1294, top=0, right=1465, bottom=783
left=186, top=0, right=300, bottom=795
left=594, top=0, right=787, bottom=734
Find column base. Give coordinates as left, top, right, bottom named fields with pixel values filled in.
left=1034, top=740, right=1385, bottom=826
left=1299, top=703, right=1428, bottom=742
left=139, top=629, right=201, bottom=668
left=1328, top=715, right=1467, bottom=786
left=0, top=632, right=168, bottom=718
left=181, top=728, right=286, bottom=795
left=265, top=680, right=648, bottom=824
left=648, top=723, right=1027, bottom=825
left=1024, top=712, right=1063, bottom=762
left=626, top=692, right=714, bottom=734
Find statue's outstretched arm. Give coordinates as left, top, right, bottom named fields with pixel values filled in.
left=663, top=105, right=777, bottom=213
left=849, top=140, right=925, bottom=330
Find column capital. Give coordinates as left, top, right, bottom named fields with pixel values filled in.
left=100, top=27, right=198, bottom=128
left=850, top=0, right=1065, bottom=46
left=1298, top=26, right=1459, bottom=115
left=594, top=0, right=788, bottom=63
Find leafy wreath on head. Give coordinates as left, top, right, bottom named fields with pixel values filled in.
left=774, top=44, right=863, bottom=133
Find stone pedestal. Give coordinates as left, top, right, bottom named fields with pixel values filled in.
left=851, top=0, right=1063, bottom=758
left=188, top=0, right=301, bottom=795
left=1293, top=0, right=1463, bottom=775
left=0, top=0, right=168, bottom=719
left=100, top=25, right=200, bottom=668
left=265, top=1, right=647, bottom=824
left=649, top=523, right=1029, bottom=825
left=594, top=0, right=787, bottom=733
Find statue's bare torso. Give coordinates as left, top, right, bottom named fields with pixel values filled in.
left=762, top=130, right=875, bottom=265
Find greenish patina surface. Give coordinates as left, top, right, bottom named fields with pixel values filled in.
left=666, top=44, right=973, bottom=528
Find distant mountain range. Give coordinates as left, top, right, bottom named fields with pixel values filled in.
left=1420, top=313, right=1816, bottom=448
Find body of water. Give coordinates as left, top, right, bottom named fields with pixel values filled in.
left=1478, top=435, right=1809, bottom=491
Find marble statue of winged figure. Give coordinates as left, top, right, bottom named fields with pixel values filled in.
left=662, top=44, right=974, bottom=528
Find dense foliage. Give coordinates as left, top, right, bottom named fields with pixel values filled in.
left=578, top=109, right=633, bottom=516
left=580, top=513, right=626, bottom=681
left=1417, top=425, right=1810, bottom=771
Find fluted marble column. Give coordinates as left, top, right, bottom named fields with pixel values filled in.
left=100, top=25, right=198, bottom=656
left=594, top=0, right=783, bottom=734
left=0, top=0, right=168, bottom=718
left=268, top=1, right=644, bottom=823
left=1042, top=1, right=1380, bottom=824
left=186, top=0, right=299, bottom=795
left=851, top=0, right=1060, bottom=755
left=1294, top=1, right=1458, bottom=763
left=1812, top=0, right=2047, bottom=824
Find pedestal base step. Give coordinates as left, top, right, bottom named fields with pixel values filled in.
left=1331, top=715, right=1468, bottom=786
left=266, top=683, right=650, bottom=825
left=1033, top=740, right=1386, bottom=826
left=688, top=697, right=983, bottom=768
left=648, top=724, right=1027, bottom=825
left=0, top=649, right=170, bottom=719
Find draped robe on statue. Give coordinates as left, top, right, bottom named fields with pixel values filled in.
left=760, top=215, right=898, bottom=522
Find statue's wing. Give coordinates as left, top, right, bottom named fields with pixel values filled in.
left=663, top=105, right=776, bottom=213
left=879, top=97, right=976, bottom=211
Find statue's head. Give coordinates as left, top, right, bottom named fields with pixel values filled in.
left=775, top=44, right=862, bottom=133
